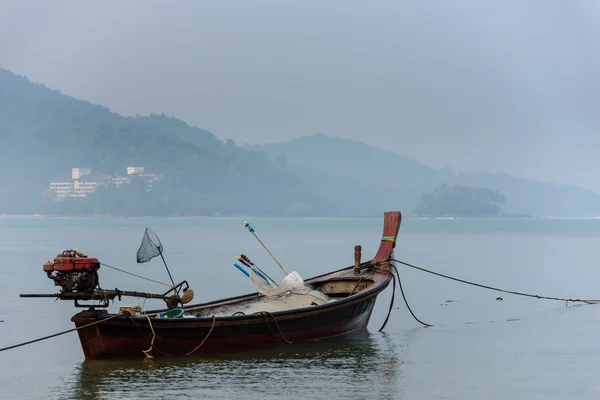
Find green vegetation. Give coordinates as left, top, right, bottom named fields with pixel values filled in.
left=413, top=184, right=506, bottom=217
left=1, top=68, right=599, bottom=217
left=0, top=69, right=331, bottom=216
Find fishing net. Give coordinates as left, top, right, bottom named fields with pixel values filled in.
left=136, top=228, right=163, bottom=264
left=250, top=271, right=320, bottom=298
left=190, top=271, right=336, bottom=318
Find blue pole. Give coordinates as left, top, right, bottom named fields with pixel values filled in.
left=249, top=265, right=271, bottom=285
left=233, top=262, right=250, bottom=277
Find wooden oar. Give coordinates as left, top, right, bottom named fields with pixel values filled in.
left=244, top=221, right=288, bottom=276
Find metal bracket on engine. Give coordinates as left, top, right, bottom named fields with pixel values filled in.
left=74, top=298, right=110, bottom=309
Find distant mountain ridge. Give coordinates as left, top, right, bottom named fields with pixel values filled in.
left=1, top=68, right=599, bottom=217
left=0, top=69, right=329, bottom=216
left=247, top=134, right=600, bottom=217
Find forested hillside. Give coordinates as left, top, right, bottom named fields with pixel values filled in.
left=2, top=68, right=599, bottom=217
left=414, top=184, right=506, bottom=217
left=0, top=69, right=331, bottom=216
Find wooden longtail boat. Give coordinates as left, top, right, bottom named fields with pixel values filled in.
left=24, top=211, right=401, bottom=360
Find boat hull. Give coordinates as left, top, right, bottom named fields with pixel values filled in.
left=72, top=279, right=389, bottom=360
left=69, top=210, right=401, bottom=360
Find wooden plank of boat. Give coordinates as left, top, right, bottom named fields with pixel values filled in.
left=70, top=211, right=402, bottom=360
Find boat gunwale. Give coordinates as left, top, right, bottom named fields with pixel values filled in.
left=88, top=264, right=392, bottom=325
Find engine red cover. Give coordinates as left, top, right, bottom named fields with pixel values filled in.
left=53, top=256, right=100, bottom=272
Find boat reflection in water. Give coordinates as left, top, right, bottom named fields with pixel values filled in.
left=65, top=330, right=402, bottom=400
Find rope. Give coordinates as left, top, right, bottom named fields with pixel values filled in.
left=257, top=311, right=292, bottom=344
left=391, top=259, right=600, bottom=305
left=131, top=313, right=216, bottom=357
left=126, top=315, right=171, bottom=357
left=260, top=312, right=278, bottom=343
left=141, top=314, right=157, bottom=359
left=391, top=264, right=432, bottom=327
left=377, top=267, right=395, bottom=331
left=373, top=264, right=432, bottom=329
left=100, top=262, right=172, bottom=287
left=185, top=315, right=217, bottom=355
left=0, top=314, right=122, bottom=353
left=348, top=276, right=368, bottom=297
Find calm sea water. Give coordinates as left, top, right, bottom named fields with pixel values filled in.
left=1, top=216, right=600, bottom=399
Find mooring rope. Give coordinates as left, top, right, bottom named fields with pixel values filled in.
left=375, top=265, right=395, bottom=331
left=392, top=264, right=432, bottom=327
left=100, top=262, right=172, bottom=287
left=373, top=264, right=432, bottom=329
left=0, top=314, right=122, bottom=353
left=391, top=259, right=600, bottom=304
left=373, top=257, right=600, bottom=329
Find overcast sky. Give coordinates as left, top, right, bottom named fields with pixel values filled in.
left=1, top=0, right=599, bottom=191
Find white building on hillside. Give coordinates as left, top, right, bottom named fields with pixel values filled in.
left=49, top=181, right=74, bottom=199
left=49, top=167, right=160, bottom=199
left=126, top=166, right=159, bottom=190
left=72, top=168, right=91, bottom=180
left=127, top=167, right=144, bottom=175
left=71, top=180, right=98, bottom=197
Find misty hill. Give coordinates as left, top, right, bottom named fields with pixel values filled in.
left=414, top=184, right=506, bottom=217
left=246, top=134, right=441, bottom=216
left=0, top=69, right=330, bottom=216
left=2, top=68, right=599, bottom=217
left=247, top=134, right=600, bottom=217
